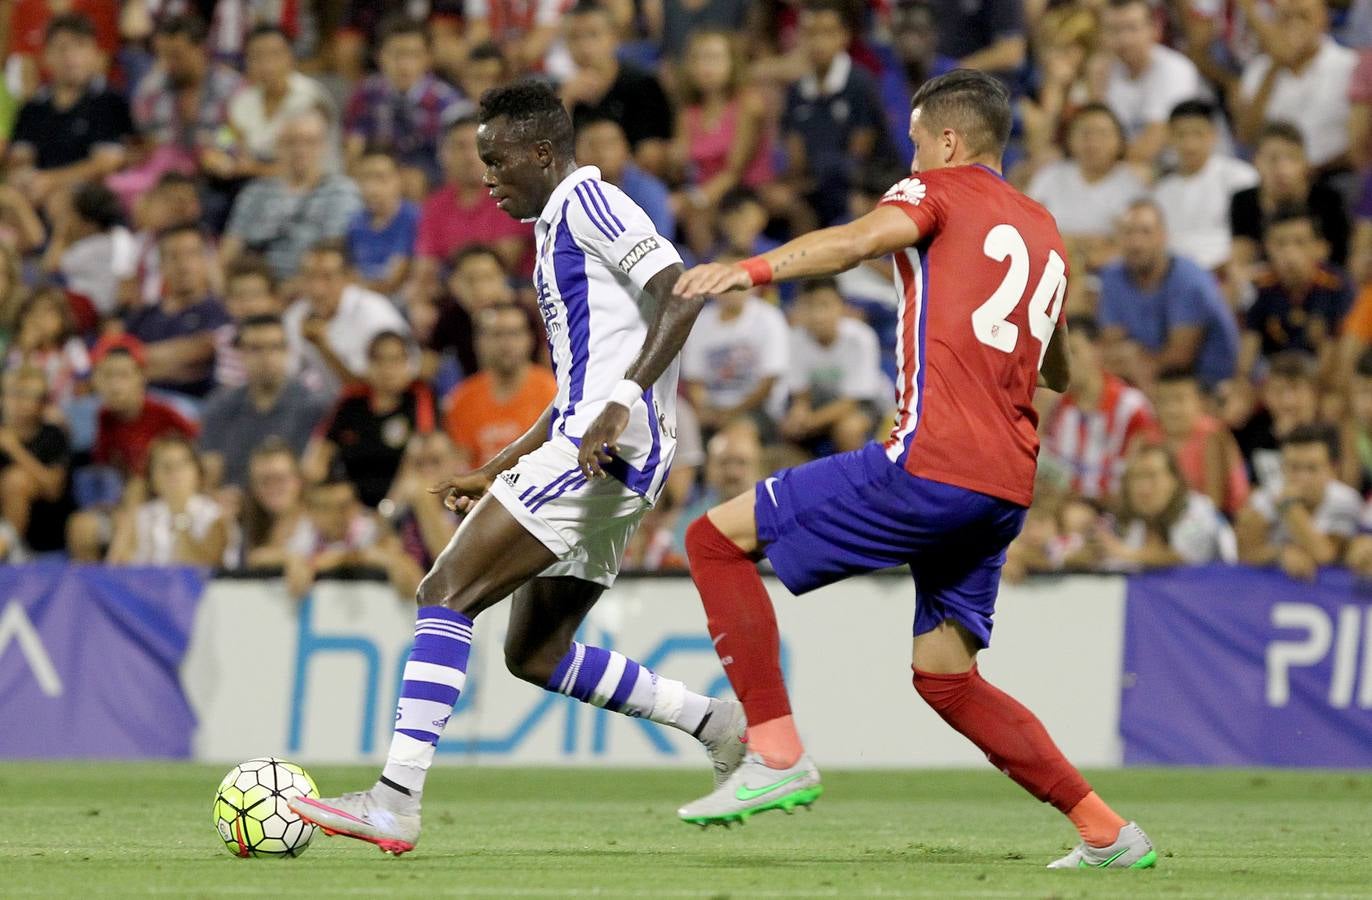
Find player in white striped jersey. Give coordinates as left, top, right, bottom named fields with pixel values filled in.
left=289, top=81, right=744, bottom=855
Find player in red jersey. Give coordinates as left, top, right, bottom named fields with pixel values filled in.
left=620, top=69, right=1157, bottom=868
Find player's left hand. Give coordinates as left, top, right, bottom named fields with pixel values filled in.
left=673, top=262, right=751, bottom=299
left=579, top=402, right=631, bottom=479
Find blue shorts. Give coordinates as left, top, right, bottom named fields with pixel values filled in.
left=754, top=442, right=1028, bottom=648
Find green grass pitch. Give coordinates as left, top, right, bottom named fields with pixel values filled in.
left=3, top=764, right=1371, bottom=898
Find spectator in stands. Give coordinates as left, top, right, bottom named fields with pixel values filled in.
left=1233, top=0, right=1357, bottom=171
left=239, top=437, right=311, bottom=569
left=123, top=172, right=202, bottom=309
left=1339, top=348, right=1372, bottom=492
left=651, top=0, right=754, bottom=62
left=1240, top=206, right=1353, bottom=380
left=1101, top=0, right=1204, bottom=164
left=304, top=331, right=436, bottom=509
left=5, top=14, right=131, bottom=206
left=454, top=42, right=507, bottom=106
left=283, top=239, right=410, bottom=397
left=131, top=14, right=242, bottom=165
left=780, top=278, right=884, bottom=455
left=41, top=181, right=135, bottom=319
left=443, top=305, right=557, bottom=470
left=0, top=366, right=72, bottom=556
left=1018, top=3, right=1098, bottom=178
left=1230, top=123, right=1350, bottom=270
left=66, top=337, right=200, bottom=561
left=1027, top=104, right=1146, bottom=266
left=562, top=1, right=674, bottom=178
left=123, top=224, right=232, bottom=401
left=425, top=244, right=541, bottom=380
left=412, top=116, right=533, bottom=300
left=714, top=188, right=780, bottom=262
left=342, top=16, right=460, bottom=189
left=877, top=0, right=956, bottom=164
left=6, top=288, right=90, bottom=413
left=217, top=24, right=333, bottom=180
left=928, top=0, right=1025, bottom=78
left=87, top=335, right=199, bottom=480
left=1152, top=101, right=1259, bottom=271
left=346, top=149, right=419, bottom=298
left=213, top=255, right=284, bottom=389
left=1353, top=174, right=1372, bottom=286
left=1237, top=423, right=1360, bottom=580
left=779, top=0, right=895, bottom=227
left=461, top=0, right=562, bottom=78
left=575, top=116, right=675, bottom=238
left=1090, top=444, right=1237, bottom=569
left=285, top=471, right=424, bottom=600
left=672, top=28, right=773, bottom=256
left=671, top=417, right=764, bottom=556
left=107, top=434, right=229, bottom=566
left=681, top=279, right=790, bottom=440
left=1155, top=367, right=1251, bottom=519
left=199, top=314, right=328, bottom=492
left=387, top=430, right=461, bottom=571
left=1098, top=199, right=1239, bottom=392
left=1230, top=350, right=1322, bottom=492
left=1040, top=317, right=1158, bottom=501
left=221, top=107, right=363, bottom=280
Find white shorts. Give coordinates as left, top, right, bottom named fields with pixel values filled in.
left=488, top=438, right=653, bottom=587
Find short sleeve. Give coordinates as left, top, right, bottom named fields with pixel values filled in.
left=877, top=171, right=951, bottom=240
left=564, top=180, right=683, bottom=293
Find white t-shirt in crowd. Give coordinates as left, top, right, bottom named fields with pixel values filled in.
left=1027, top=162, right=1148, bottom=237
left=283, top=283, right=410, bottom=398
left=787, top=317, right=885, bottom=406
left=61, top=226, right=138, bottom=315
left=1107, top=45, right=1204, bottom=140
left=133, top=495, right=226, bottom=565
left=1250, top=479, right=1362, bottom=546
left=1120, top=492, right=1238, bottom=566
left=228, top=72, right=335, bottom=162
left=1239, top=37, right=1358, bottom=166
left=681, top=297, right=790, bottom=419
left=1153, top=153, right=1260, bottom=269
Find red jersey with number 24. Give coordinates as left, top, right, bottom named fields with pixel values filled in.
left=877, top=164, right=1068, bottom=507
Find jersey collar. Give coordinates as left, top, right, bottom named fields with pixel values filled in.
left=536, top=165, right=603, bottom=225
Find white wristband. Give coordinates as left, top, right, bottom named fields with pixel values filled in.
left=608, top=379, right=643, bottom=410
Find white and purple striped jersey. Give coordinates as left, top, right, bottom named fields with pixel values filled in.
left=532, top=166, right=684, bottom=502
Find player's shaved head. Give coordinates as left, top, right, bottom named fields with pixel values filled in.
left=909, top=69, right=1012, bottom=159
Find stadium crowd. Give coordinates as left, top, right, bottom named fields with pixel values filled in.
left=0, top=0, right=1367, bottom=587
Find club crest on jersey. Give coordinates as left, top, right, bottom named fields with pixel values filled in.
left=883, top=177, right=927, bottom=206
left=618, top=237, right=660, bottom=274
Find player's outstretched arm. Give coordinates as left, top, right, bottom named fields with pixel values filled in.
left=579, top=264, right=698, bottom=478
left=431, top=403, right=555, bottom=513
left=673, top=206, right=922, bottom=298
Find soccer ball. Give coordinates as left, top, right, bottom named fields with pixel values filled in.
left=213, top=757, right=319, bottom=858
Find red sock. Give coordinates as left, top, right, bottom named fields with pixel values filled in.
left=685, top=514, right=798, bottom=766
left=912, top=665, right=1093, bottom=814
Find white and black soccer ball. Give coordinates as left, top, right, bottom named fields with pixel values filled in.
left=213, top=757, right=319, bottom=858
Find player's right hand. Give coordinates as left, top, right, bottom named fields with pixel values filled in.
left=673, top=262, right=752, bottom=299
left=429, top=469, right=495, bottom=514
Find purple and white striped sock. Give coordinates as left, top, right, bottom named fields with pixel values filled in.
left=547, top=642, right=710, bottom=734
left=380, top=606, right=473, bottom=796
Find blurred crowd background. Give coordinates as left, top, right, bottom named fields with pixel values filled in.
left=0, top=0, right=1367, bottom=591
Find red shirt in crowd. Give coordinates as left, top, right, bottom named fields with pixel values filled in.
left=93, top=396, right=199, bottom=478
